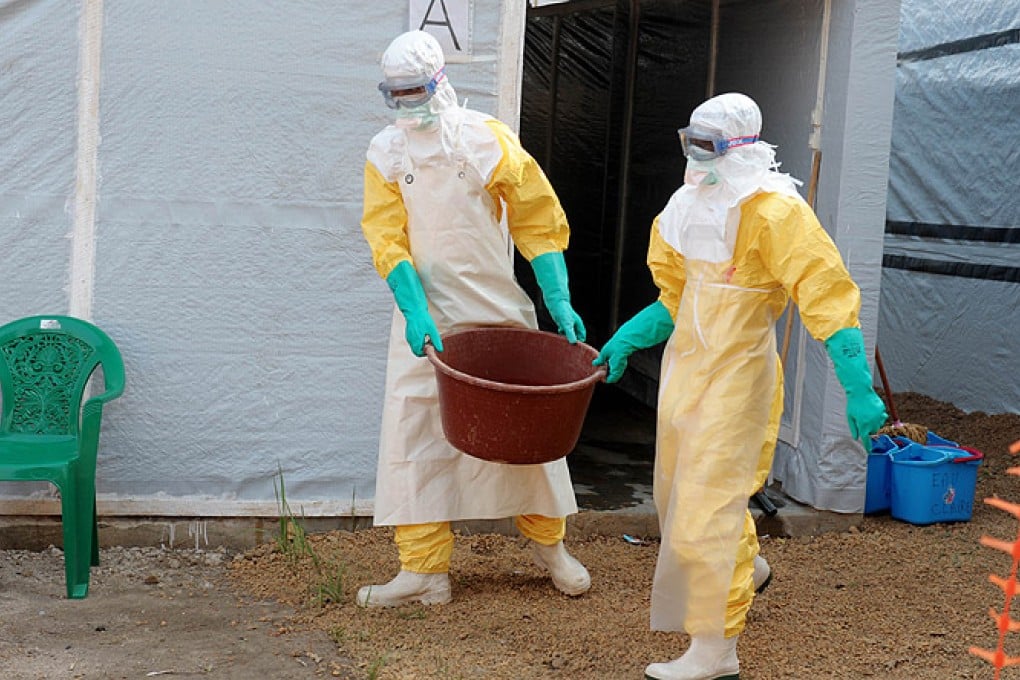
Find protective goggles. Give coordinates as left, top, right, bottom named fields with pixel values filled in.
left=678, top=126, right=759, bottom=161
left=378, top=67, right=446, bottom=110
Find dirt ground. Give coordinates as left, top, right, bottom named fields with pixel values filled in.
left=3, top=392, right=1020, bottom=680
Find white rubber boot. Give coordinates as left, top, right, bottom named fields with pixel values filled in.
left=531, top=540, right=591, bottom=596
left=644, top=635, right=740, bottom=680
left=356, top=570, right=451, bottom=608
left=752, top=554, right=772, bottom=594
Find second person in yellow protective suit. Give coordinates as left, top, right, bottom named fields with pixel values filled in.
left=358, top=30, right=591, bottom=608
left=594, top=92, right=887, bottom=680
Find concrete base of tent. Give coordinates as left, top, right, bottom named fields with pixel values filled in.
left=0, top=490, right=858, bottom=553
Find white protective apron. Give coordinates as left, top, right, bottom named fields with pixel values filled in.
left=372, top=135, right=578, bottom=526
left=651, top=258, right=781, bottom=634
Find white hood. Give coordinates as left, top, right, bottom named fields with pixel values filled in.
left=659, top=92, right=802, bottom=262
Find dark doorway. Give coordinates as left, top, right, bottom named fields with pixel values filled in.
left=518, top=0, right=713, bottom=409
left=517, top=1, right=716, bottom=510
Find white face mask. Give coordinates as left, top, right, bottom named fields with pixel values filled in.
left=395, top=102, right=438, bottom=131
left=685, top=158, right=720, bottom=186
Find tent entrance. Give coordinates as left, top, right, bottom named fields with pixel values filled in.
left=518, top=0, right=713, bottom=409
left=518, top=0, right=832, bottom=455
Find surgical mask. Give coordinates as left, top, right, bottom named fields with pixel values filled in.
left=686, top=158, right=719, bottom=186
left=395, top=103, right=438, bottom=131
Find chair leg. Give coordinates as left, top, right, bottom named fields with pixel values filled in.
left=58, top=481, right=94, bottom=599
left=91, top=499, right=100, bottom=567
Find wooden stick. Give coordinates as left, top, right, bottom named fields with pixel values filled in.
left=806, top=148, right=822, bottom=206
left=873, top=346, right=900, bottom=424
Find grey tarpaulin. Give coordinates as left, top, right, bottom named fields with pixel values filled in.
left=879, top=0, right=1020, bottom=416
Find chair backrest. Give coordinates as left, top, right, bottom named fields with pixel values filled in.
left=0, top=316, right=125, bottom=436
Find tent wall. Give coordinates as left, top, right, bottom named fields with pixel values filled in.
left=719, top=0, right=900, bottom=513
left=879, top=0, right=1020, bottom=416
left=2, top=0, right=910, bottom=518
left=0, top=0, right=523, bottom=515
left=0, top=0, right=77, bottom=315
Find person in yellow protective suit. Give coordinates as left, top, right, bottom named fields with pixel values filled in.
left=357, top=30, right=591, bottom=608
left=594, top=93, right=887, bottom=680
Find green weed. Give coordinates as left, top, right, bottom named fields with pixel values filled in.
left=273, top=464, right=317, bottom=565
left=312, top=562, right=348, bottom=606
left=273, top=465, right=350, bottom=606
left=367, top=653, right=390, bottom=679
left=397, top=607, right=427, bottom=620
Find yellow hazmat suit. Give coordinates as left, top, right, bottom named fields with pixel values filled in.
left=647, top=190, right=860, bottom=637
left=597, top=93, right=884, bottom=680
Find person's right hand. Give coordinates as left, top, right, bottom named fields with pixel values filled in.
left=592, top=300, right=675, bottom=383
left=386, top=260, right=444, bottom=357
left=593, top=335, right=633, bottom=383
left=403, top=308, right=443, bottom=357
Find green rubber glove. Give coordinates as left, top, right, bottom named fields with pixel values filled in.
left=386, top=260, right=443, bottom=357
left=592, top=300, right=675, bottom=383
left=530, top=251, right=586, bottom=344
left=824, top=327, right=888, bottom=451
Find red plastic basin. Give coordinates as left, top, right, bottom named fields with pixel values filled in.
left=425, top=327, right=606, bottom=465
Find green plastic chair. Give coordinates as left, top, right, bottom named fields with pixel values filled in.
left=0, top=315, right=125, bottom=598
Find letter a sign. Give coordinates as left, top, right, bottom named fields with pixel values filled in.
left=409, top=0, right=472, bottom=63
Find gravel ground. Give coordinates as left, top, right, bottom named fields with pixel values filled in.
left=0, top=544, right=339, bottom=679
left=3, top=392, right=1020, bottom=680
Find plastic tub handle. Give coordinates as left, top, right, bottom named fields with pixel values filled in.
left=950, top=445, right=984, bottom=464
left=928, top=443, right=984, bottom=463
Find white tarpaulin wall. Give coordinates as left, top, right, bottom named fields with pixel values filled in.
left=0, top=0, right=526, bottom=516
left=718, top=0, right=900, bottom=513
left=879, top=0, right=1020, bottom=416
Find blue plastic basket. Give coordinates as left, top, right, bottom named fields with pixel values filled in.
left=865, top=432, right=961, bottom=515
left=864, top=435, right=899, bottom=514
left=888, top=442, right=982, bottom=525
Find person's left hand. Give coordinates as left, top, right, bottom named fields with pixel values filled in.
left=824, top=327, right=888, bottom=452
left=845, top=387, right=888, bottom=452
left=546, top=300, right=586, bottom=344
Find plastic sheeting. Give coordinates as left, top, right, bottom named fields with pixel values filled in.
left=761, top=0, right=900, bottom=513
left=1, top=0, right=910, bottom=517
left=0, top=0, right=515, bottom=512
left=0, top=0, right=77, bottom=316
left=519, top=1, right=710, bottom=353
left=879, top=0, right=1020, bottom=415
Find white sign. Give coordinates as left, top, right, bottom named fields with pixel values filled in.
left=409, top=0, right=472, bottom=63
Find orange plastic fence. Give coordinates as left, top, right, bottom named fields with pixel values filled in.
left=971, top=439, right=1020, bottom=678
